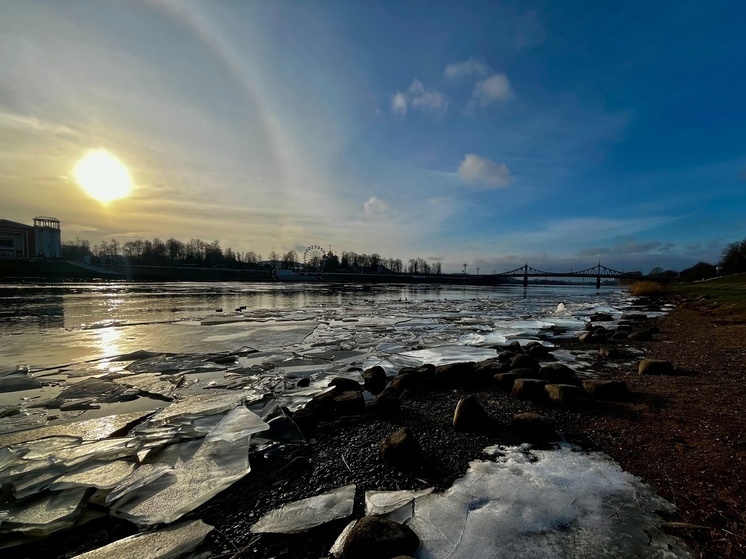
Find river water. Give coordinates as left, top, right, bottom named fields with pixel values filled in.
left=0, top=281, right=626, bottom=371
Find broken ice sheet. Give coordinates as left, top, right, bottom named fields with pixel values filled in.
left=110, top=407, right=255, bottom=525
left=387, top=345, right=498, bottom=368
left=365, top=488, right=434, bottom=516
left=71, top=519, right=213, bottom=559
left=2, top=487, right=88, bottom=535
left=0, top=411, right=152, bottom=447
left=105, top=464, right=174, bottom=503
left=149, top=392, right=249, bottom=424
left=51, top=460, right=137, bottom=490
left=114, top=374, right=182, bottom=400
left=408, top=445, right=692, bottom=559
left=250, top=484, right=356, bottom=534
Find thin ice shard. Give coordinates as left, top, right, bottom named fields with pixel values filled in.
left=105, top=464, right=174, bottom=503
left=2, top=488, right=88, bottom=535
left=365, top=488, right=433, bottom=516
left=71, top=519, right=213, bottom=559
left=51, top=461, right=137, bottom=490
left=0, top=411, right=151, bottom=447
left=149, top=393, right=247, bottom=424
left=250, top=484, right=356, bottom=534
left=111, top=407, right=256, bottom=525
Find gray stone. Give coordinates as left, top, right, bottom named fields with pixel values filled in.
left=582, top=379, right=628, bottom=400
left=341, top=516, right=420, bottom=559
left=544, top=384, right=591, bottom=406
left=510, top=379, right=547, bottom=400
left=452, top=395, right=489, bottom=431
left=638, top=359, right=675, bottom=375
left=380, top=428, right=420, bottom=471
left=363, top=366, right=387, bottom=395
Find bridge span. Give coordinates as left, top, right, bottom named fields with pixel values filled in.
left=497, top=263, right=642, bottom=288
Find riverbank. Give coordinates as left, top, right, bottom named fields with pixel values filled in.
left=10, top=292, right=745, bottom=559
left=197, top=294, right=742, bottom=559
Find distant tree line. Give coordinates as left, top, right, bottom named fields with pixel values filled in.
left=61, top=237, right=442, bottom=275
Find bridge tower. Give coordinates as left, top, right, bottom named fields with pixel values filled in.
left=523, top=263, right=528, bottom=287
left=596, top=261, right=601, bottom=289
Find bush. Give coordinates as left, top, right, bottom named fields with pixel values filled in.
left=629, top=281, right=668, bottom=296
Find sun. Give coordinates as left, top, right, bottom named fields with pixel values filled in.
left=74, top=149, right=133, bottom=203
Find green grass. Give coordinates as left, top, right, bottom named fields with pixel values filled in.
left=672, top=273, right=746, bottom=311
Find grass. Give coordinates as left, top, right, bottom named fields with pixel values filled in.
left=671, top=273, right=746, bottom=315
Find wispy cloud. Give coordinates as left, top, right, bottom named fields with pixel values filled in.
left=468, top=73, right=511, bottom=109
left=444, top=58, right=493, bottom=81
left=363, top=196, right=390, bottom=216
left=391, top=80, right=448, bottom=116
left=458, top=154, right=511, bottom=189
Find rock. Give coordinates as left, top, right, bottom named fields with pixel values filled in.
left=390, top=373, right=413, bottom=391
left=452, top=395, right=489, bottom=431
left=496, top=350, right=515, bottom=363
left=329, top=377, right=363, bottom=392
left=579, top=331, right=606, bottom=343
left=291, top=408, right=319, bottom=438
left=508, top=341, right=522, bottom=351
left=363, top=366, right=387, bottom=395
left=305, top=390, right=337, bottom=418
left=472, top=360, right=508, bottom=385
left=511, top=412, right=557, bottom=442
left=582, top=379, right=628, bottom=400
left=434, top=362, right=475, bottom=387
left=494, top=372, right=520, bottom=390
left=622, top=313, right=648, bottom=320
left=537, top=363, right=578, bottom=384
left=598, top=347, right=623, bottom=359
left=628, top=330, right=652, bottom=341
left=544, top=384, right=591, bottom=406
left=609, top=330, right=630, bottom=341
left=510, top=379, right=547, bottom=400
left=341, top=516, right=420, bottom=559
left=334, top=390, right=365, bottom=416
left=369, top=387, right=401, bottom=416
left=527, top=343, right=551, bottom=359
left=509, top=354, right=539, bottom=372
left=296, top=378, right=311, bottom=388
left=638, top=359, right=675, bottom=375
left=380, top=428, right=420, bottom=471
left=589, top=312, right=614, bottom=322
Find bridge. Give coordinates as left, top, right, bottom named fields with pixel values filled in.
left=496, top=263, right=642, bottom=288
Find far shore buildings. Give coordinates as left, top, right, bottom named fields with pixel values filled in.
left=0, top=217, right=62, bottom=259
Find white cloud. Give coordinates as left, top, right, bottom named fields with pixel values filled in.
left=444, top=58, right=493, bottom=81
left=458, top=154, right=511, bottom=189
left=470, top=73, right=511, bottom=108
left=391, top=93, right=408, bottom=115
left=391, top=80, right=448, bottom=116
left=363, top=196, right=390, bottom=216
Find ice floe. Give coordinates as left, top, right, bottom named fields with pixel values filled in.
left=250, top=484, right=356, bottom=533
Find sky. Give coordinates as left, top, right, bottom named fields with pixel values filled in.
left=2, top=0, right=745, bottom=274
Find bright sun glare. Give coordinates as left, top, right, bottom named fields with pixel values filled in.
left=74, top=149, right=133, bottom=203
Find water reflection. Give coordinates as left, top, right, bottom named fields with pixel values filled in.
left=96, top=327, right=122, bottom=358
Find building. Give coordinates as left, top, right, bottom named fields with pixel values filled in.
left=0, top=216, right=62, bottom=259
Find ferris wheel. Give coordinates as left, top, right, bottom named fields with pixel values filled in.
left=303, top=245, right=325, bottom=269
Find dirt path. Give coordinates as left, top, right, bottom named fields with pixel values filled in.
left=567, top=297, right=746, bottom=558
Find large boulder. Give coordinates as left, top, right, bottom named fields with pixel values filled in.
left=452, top=395, right=490, bottom=431
left=363, top=366, right=388, bottom=395
left=494, top=372, right=520, bottom=390
left=334, top=390, right=365, bottom=416
left=509, top=354, right=540, bottom=372
left=290, top=408, right=318, bottom=438
left=510, top=379, right=547, bottom=400
left=369, top=387, right=401, bottom=416
left=381, top=428, right=420, bottom=471
left=638, top=359, right=675, bottom=375
left=329, top=377, right=363, bottom=392
left=544, top=384, right=591, bottom=406
left=341, top=516, right=420, bottom=559
left=537, top=363, right=578, bottom=384
left=511, top=412, right=557, bottom=443
left=582, top=379, right=628, bottom=400
left=434, top=362, right=475, bottom=387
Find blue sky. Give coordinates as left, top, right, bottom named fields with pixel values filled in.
left=1, top=0, right=745, bottom=273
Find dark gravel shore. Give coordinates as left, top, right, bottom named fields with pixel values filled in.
left=15, top=294, right=746, bottom=559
